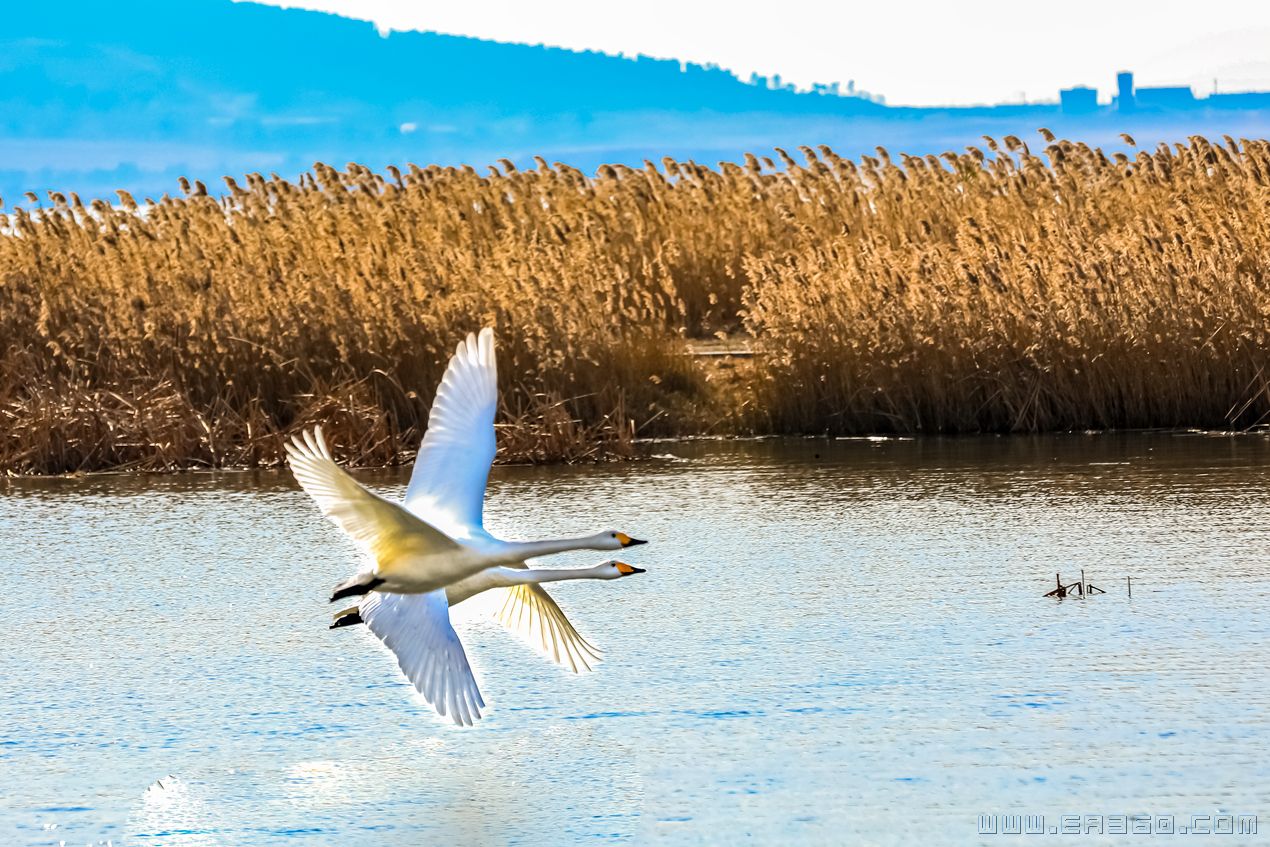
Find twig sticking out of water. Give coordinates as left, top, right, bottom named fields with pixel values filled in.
left=1043, top=571, right=1105, bottom=599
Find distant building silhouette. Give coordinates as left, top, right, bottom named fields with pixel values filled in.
left=1208, top=91, right=1270, bottom=109
left=1095, top=71, right=1212, bottom=113
left=1116, top=71, right=1135, bottom=112
left=1135, top=85, right=1195, bottom=110
left=1060, top=86, right=1098, bottom=114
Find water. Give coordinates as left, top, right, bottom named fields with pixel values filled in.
left=3, top=434, right=1269, bottom=845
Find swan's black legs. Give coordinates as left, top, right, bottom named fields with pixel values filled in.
left=330, top=575, right=384, bottom=603
left=330, top=609, right=365, bottom=629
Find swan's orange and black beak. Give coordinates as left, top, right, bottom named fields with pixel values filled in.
left=616, top=532, right=647, bottom=548
left=616, top=562, right=647, bottom=575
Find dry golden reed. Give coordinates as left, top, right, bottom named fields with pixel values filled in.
left=2, top=132, right=1269, bottom=473
left=743, top=135, right=1270, bottom=432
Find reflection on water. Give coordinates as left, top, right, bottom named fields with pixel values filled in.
left=2, top=434, right=1269, bottom=845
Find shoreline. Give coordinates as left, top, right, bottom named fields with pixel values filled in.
left=7, top=426, right=1268, bottom=480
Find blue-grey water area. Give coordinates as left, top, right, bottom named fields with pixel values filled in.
left=3, top=433, right=1269, bottom=846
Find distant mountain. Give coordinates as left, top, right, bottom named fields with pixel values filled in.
left=5, top=0, right=1270, bottom=200
left=1, top=0, right=885, bottom=198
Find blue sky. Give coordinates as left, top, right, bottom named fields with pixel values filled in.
left=257, top=0, right=1270, bottom=106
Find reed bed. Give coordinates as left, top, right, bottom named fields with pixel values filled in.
left=743, top=135, right=1270, bottom=432
left=2, top=132, right=1269, bottom=473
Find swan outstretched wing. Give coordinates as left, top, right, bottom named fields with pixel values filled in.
left=286, top=427, right=459, bottom=564
left=488, top=583, right=604, bottom=674
left=403, top=328, right=498, bottom=537
left=361, top=590, right=486, bottom=726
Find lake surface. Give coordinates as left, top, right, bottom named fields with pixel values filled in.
left=2, top=434, right=1269, bottom=845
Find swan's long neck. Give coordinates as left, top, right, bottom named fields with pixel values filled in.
left=497, top=565, right=609, bottom=586
left=497, top=535, right=604, bottom=562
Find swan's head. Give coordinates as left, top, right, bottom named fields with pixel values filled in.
left=598, top=560, right=646, bottom=580
left=597, top=530, right=647, bottom=550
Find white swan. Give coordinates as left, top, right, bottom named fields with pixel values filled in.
left=330, top=559, right=646, bottom=723
left=285, top=328, right=645, bottom=603
left=447, top=561, right=645, bottom=673
left=286, top=327, right=648, bottom=725
left=331, top=559, right=648, bottom=671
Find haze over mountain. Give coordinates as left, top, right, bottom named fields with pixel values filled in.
left=5, top=0, right=1270, bottom=200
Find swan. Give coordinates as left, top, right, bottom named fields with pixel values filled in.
left=285, top=328, right=645, bottom=603
left=285, top=327, right=648, bottom=724
left=331, top=559, right=648, bottom=672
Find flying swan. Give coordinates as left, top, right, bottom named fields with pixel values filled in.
left=331, top=557, right=648, bottom=669
left=328, top=558, right=646, bottom=723
left=285, top=327, right=647, bottom=724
